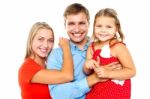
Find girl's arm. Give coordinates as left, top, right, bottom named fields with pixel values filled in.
left=95, top=43, right=136, bottom=80
left=83, top=46, right=99, bottom=75
left=31, top=38, right=74, bottom=84
left=83, top=46, right=93, bottom=74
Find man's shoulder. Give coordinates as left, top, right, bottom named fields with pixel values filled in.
left=47, top=47, right=63, bottom=59
left=51, top=47, right=62, bottom=53
left=47, top=47, right=63, bottom=67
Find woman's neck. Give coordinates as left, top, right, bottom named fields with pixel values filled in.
left=30, top=55, right=46, bottom=67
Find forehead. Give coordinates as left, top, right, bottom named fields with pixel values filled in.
left=36, top=28, right=53, bottom=38
left=96, top=16, right=115, bottom=24
left=66, top=12, right=88, bottom=22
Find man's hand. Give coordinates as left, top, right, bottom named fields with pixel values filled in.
left=103, top=62, right=122, bottom=70
left=87, top=72, right=109, bottom=87
left=94, top=61, right=122, bottom=79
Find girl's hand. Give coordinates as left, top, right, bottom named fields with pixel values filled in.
left=85, top=59, right=99, bottom=70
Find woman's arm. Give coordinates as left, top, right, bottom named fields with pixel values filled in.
left=31, top=38, right=74, bottom=84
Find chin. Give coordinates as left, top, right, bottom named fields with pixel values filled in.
left=39, top=54, right=47, bottom=58
left=99, top=38, right=110, bottom=42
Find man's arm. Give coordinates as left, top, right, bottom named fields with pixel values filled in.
left=49, top=71, right=108, bottom=99
left=47, top=48, right=116, bottom=99
left=50, top=78, right=90, bottom=99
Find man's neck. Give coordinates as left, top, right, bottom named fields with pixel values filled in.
left=72, top=37, right=88, bottom=50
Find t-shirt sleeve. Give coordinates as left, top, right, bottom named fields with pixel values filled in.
left=19, top=60, right=43, bottom=83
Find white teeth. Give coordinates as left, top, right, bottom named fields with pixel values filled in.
left=40, top=48, right=47, bottom=53
left=100, top=34, right=108, bottom=37
left=73, top=33, right=82, bottom=37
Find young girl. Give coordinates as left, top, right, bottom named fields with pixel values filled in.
left=18, top=22, right=73, bottom=99
left=84, top=8, right=136, bottom=99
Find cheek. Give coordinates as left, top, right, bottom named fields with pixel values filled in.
left=82, top=25, right=89, bottom=31
left=48, top=43, right=54, bottom=51
left=108, top=34, right=115, bottom=39
left=66, top=28, right=72, bottom=35
left=108, top=29, right=116, bottom=34
left=66, top=26, right=74, bottom=31
left=95, top=32, right=99, bottom=37
left=31, top=42, right=37, bottom=51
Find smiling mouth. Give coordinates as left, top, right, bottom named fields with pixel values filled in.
left=72, top=33, right=83, bottom=38
left=40, top=48, right=48, bottom=53
left=100, top=34, right=107, bottom=37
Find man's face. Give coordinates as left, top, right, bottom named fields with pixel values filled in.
left=65, top=12, right=89, bottom=44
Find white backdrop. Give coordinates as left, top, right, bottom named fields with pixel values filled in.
left=0, top=0, right=149, bottom=99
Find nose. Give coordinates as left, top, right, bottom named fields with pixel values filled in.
left=74, top=25, right=79, bottom=33
left=101, top=29, right=106, bottom=33
left=43, top=40, right=48, bottom=47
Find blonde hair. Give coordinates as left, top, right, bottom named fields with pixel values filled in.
left=92, top=8, right=124, bottom=42
left=25, top=22, right=54, bottom=59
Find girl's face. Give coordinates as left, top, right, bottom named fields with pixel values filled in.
left=32, top=28, right=54, bottom=58
left=94, top=16, right=117, bottom=42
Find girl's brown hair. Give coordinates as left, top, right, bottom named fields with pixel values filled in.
left=93, top=8, right=124, bottom=42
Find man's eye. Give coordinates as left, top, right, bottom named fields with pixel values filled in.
left=80, top=22, right=86, bottom=25
left=68, top=23, right=74, bottom=26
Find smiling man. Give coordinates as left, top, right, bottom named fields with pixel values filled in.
left=47, top=3, right=118, bottom=99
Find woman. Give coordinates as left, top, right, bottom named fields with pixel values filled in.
left=18, top=22, right=73, bottom=99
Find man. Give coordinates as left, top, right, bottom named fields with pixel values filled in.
left=47, top=3, right=119, bottom=99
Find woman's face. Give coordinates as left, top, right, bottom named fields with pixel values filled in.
left=32, top=28, right=54, bottom=58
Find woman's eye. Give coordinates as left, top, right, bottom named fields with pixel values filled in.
left=48, top=39, right=54, bottom=43
left=38, top=37, right=44, bottom=41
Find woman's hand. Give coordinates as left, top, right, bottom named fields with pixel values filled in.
left=59, top=37, right=70, bottom=49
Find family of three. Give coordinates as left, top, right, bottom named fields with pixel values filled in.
left=18, top=3, right=136, bottom=99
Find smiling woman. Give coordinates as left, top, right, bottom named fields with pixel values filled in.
left=26, top=23, right=54, bottom=60
left=18, top=22, right=74, bottom=99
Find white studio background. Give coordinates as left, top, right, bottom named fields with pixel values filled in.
left=0, top=0, right=149, bottom=99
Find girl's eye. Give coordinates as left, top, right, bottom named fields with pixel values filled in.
left=95, top=25, right=102, bottom=28
left=96, top=25, right=102, bottom=27
left=107, top=25, right=112, bottom=28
